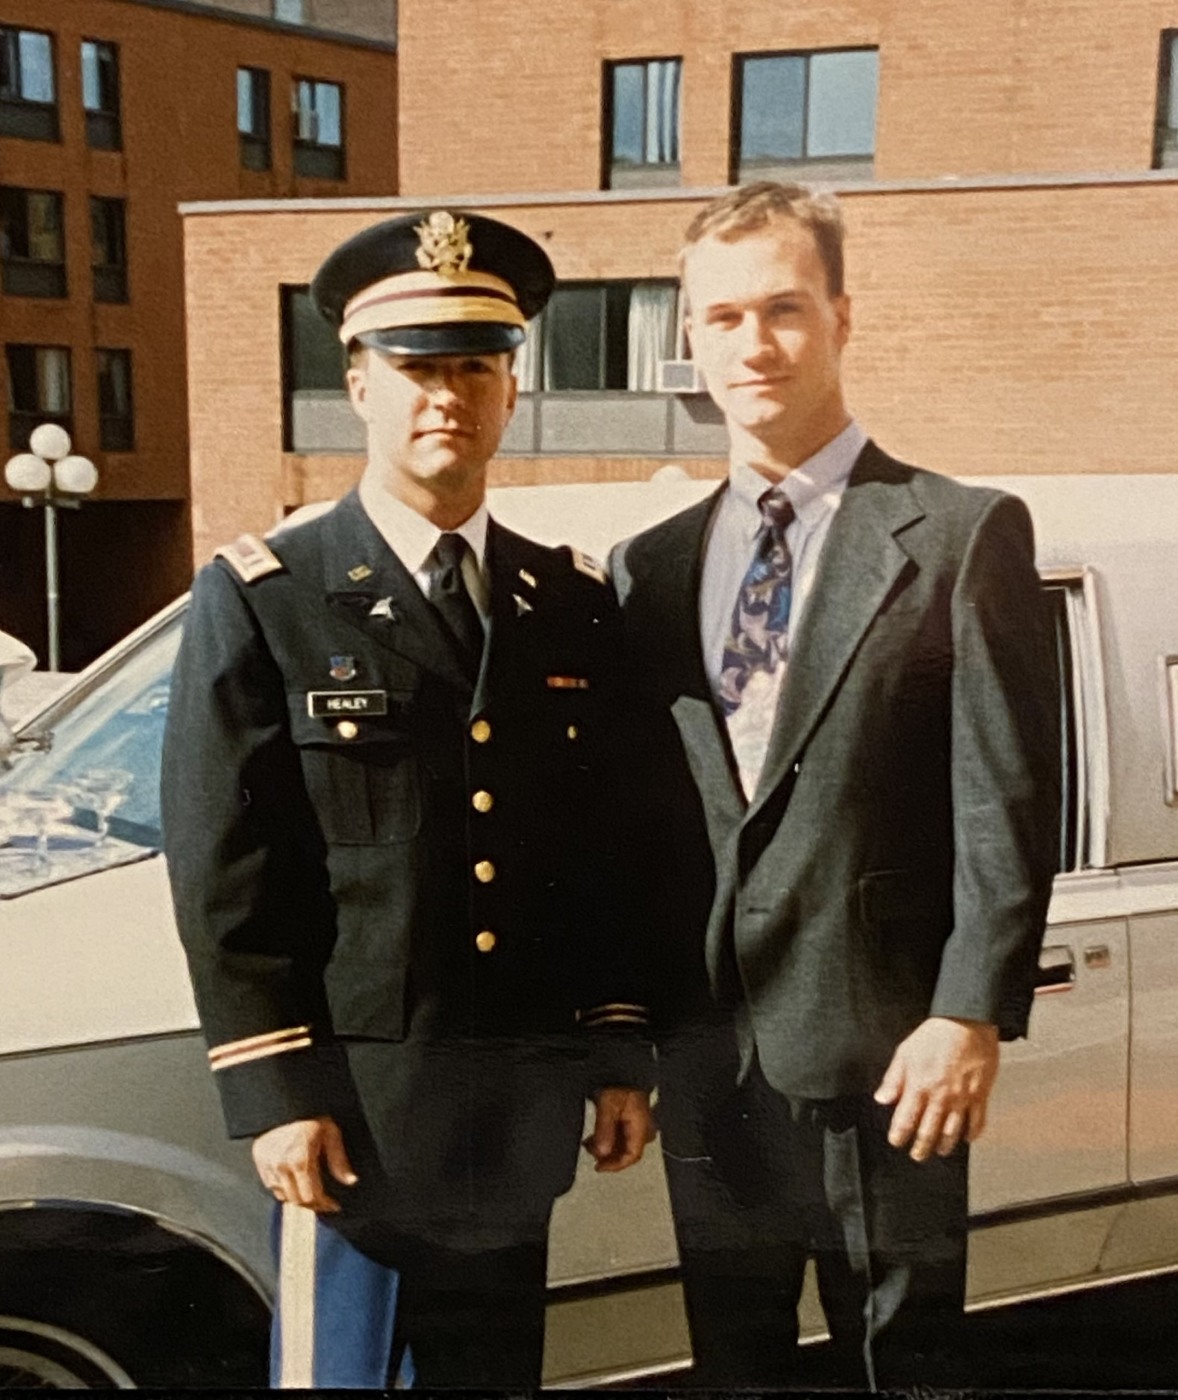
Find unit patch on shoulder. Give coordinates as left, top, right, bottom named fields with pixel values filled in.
left=569, top=547, right=607, bottom=585
left=215, top=533, right=285, bottom=584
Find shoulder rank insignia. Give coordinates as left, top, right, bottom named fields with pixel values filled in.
left=569, top=546, right=608, bottom=585
left=215, top=533, right=285, bottom=584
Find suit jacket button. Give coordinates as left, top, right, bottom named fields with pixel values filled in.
left=566, top=725, right=579, bottom=740
left=475, top=930, right=497, bottom=953
left=471, top=719, right=492, bottom=743
left=336, top=720, right=359, bottom=740
left=474, top=860, right=496, bottom=883
left=472, top=790, right=494, bottom=813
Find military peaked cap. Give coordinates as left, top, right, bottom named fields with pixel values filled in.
left=310, top=209, right=555, bottom=356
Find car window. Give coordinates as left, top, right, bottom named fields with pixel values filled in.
left=0, top=611, right=182, bottom=893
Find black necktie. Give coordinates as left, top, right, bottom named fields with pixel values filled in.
left=429, top=532, right=484, bottom=676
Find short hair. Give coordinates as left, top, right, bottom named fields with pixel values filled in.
left=680, top=182, right=846, bottom=298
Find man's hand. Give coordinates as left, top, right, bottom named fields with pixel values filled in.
left=583, top=1088, right=656, bottom=1173
left=873, top=1017, right=1000, bottom=1162
left=251, top=1115, right=358, bottom=1213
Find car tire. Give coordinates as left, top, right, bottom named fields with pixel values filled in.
left=0, top=1315, right=135, bottom=1388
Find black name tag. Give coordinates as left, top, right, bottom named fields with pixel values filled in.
left=307, top=689, right=389, bottom=717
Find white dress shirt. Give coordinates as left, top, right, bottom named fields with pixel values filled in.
left=700, top=420, right=867, bottom=796
left=357, top=476, right=490, bottom=623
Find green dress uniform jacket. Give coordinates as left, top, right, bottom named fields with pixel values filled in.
left=162, top=491, right=649, bottom=1255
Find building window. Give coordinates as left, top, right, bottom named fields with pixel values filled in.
left=274, top=0, right=306, bottom=22
left=6, top=345, right=71, bottom=451
left=293, top=78, right=344, bottom=179
left=1155, top=32, right=1178, bottom=168
left=237, top=67, right=271, bottom=171
left=81, top=39, right=121, bottom=150
left=734, top=48, right=879, bottom=181
left=91, top=197, right=128, bottom=304
left=515, top=281, right=680, bottom=392
left=605, top=58, right=681, bottom=189
left=0, top=187, right=67, bottom=298
left=0, top=26, right=58, bottom=142
left=96, top=349, right=134, bottom=452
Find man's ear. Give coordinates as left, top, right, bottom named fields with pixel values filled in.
left=345, top=360, right=369, bottom=420
left=833, top=294, right=852, bottom=349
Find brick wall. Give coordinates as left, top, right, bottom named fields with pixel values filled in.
left=183, top=178, right=1178, bottom=561
left=397, top=0, right=1178, bottom=194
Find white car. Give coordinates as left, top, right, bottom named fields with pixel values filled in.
left=1, top=474, right=1177, bottom=1387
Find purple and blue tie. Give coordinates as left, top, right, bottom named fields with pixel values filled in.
left=718, top=490, right=797, bottom=717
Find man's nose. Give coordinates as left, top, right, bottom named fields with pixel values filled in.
left=735, top=312, right=775, bottom=362
left=423, top=369, right=463, bottom=400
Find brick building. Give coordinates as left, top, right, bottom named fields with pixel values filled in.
left=179, top=0, right=1178, bottom=567
left=0, top=0, right=395, bottom=667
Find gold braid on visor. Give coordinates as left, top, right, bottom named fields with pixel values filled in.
left=339, top=269, right=526, bottom=343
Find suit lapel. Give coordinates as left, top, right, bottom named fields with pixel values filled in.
left=631, top=488, right=746, bottom=824
left=321, top=491, right=473, bottom=693
left=746, top=444, right=926, bottom=821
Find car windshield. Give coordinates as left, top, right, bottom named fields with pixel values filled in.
left=0, top=609, right=183, bottom=896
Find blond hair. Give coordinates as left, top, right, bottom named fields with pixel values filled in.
left=680, top=182, right=846, bottom=297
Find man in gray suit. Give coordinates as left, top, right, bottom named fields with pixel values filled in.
left=612, top=183, right=1060, bottom=1389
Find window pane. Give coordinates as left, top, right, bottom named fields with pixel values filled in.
left=237, top=69, right=252, bottom=132
left=37, top=348, right=70, bottom=412
left=26, top=191, right=62, bottom=261
left=1169, top=34, right=1178, bottom=128
left=286, top=288, right=345, bottom=390
left=646, top=59, right=680, bottom=162
left=19, top=30, right=54, bottom=103
left=612, top=64, right=644, bottom=163
left=274, top=0, right=306, bottom=21
left=544, top=286, right=605, bottom=390
left=741, top=55, right=805, bottom=161
left=315, top=83, right=341, bottom=146
left=91, top=198, right=124, bottom=265
left=81, top=41, right=100, bottom=110
left=807, top=49, right=878, bottom=158
left=98, top=351, right=131, bottom=415
left=0, top=32, right=17, bottom=99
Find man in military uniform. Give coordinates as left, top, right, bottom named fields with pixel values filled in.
left=161, top=211, right=654, bottom=1388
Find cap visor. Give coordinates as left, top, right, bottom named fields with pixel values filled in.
left=355, top=323, right=526, bottom=356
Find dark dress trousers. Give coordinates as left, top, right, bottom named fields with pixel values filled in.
left=162, top=490, right=649, bottom=1386
left=612, top=442, right=1061, bottom=1388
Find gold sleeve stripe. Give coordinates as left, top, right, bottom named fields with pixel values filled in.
left=210, top=1037, right=313, bottom=1072
left=580, top=1003, right=649, bottom=1016
left=208, top=1025, right=312, bottom=1063
left=583, top=1013, right=649, bottom=1027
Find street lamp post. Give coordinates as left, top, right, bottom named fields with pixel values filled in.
left=3, top=424, right=98, bottom=672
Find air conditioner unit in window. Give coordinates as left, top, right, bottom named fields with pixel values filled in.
left=656, top=359, right=707, bottom=394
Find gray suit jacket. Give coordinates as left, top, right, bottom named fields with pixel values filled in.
left=613, top=442, right=1061, bottom=1100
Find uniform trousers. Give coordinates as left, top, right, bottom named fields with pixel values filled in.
left=661, top=1039, right=968, bottom=1391
left=269, top=1205, right=550, bottom=1388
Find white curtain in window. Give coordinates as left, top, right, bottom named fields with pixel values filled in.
left=513, top=314, right=543, bottom=393
left=627, top=283, right=676, bottom=390
left=36, top=348, right=70, bottom=413
left=645, top=60, right=680, bottom=163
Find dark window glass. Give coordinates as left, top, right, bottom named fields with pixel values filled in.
left=90, top=197, right=128, bottom=303
left=80, top=39, right=120, bottom=149
left=606, top=58, right=681, bottom=186
left=237, top=67, right=271, bottom=171
left=1155, top=32, right=1178, bottom=168
left=0, top=187, right=67, bottom=298
left=0, top=27, right=59, bottom=142
left=96, top=349, right=134, bottom=452
left=736, top=48, right=878, bottom=176
left=273, top=0, right=306, bottom=21
left=293, top=78, right=345, bottom=179
left=6, top=344, right=72, bottom=450
left=528, top=280, right=677, bottom=392
left=281, top=286, right=348, bottom=449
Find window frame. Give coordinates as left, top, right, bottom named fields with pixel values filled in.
left=95, top=348, right=135, bottom=453
left=6, top=343, right=73, bottom=451
left=90, top=196, right=129, bottom=304
left=292, top=76, right=346, bottom=181
left=237, top=66, right=272, bottom=172
left=0, top=185, right=67, bottom=299
left=730, top=46, right=879, bottom=183
left=80, top=38, right=121, bottom=151
left=1154, top=31, right=1178, bottom=169
left=0, top=25, right=59, bottom=143
left=602, top=56, right=683, bottom=190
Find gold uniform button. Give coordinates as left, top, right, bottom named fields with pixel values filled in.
left=337, top=720, right=359, bottom=740
left=566, top=724, right=579, bottom=740
left=474, top=860, right=496, bottom=883
left=471, top=719, right=492, bottom=744
left=475, top=930, right=497, bottom=953
left=472, top=790, right=494, bottom=814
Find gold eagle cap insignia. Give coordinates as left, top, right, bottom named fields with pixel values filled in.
left=415, top=211, right=473, bottom=277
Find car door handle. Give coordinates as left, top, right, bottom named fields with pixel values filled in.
left=1034, top=945, right=1076, bottom=993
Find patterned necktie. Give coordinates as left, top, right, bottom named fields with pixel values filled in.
left=429, top=532, right=484, bottom=677
left=718, top=490, right=797, bottom=716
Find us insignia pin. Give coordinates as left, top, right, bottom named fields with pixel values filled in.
left=348, top=564, right=374, bottom=582
left=513, top=593, right=534, bottom=616
left=368, top=597, right=396, bottom=619
left=330, top=655, right=357, bottom=681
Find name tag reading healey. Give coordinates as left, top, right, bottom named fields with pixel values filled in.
left=307, top=689, right=389, bottom=718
